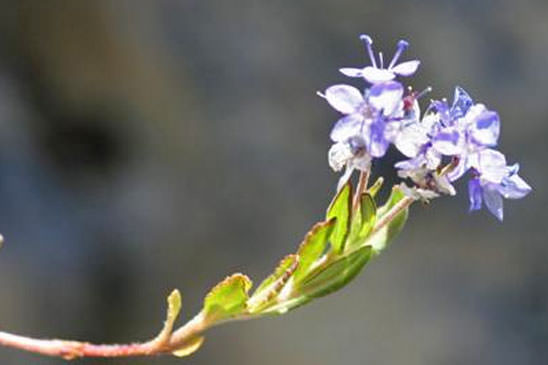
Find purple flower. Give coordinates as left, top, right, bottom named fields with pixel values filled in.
left=340, top=35, right=420, bottom=84
left=442, top=103, right=501, bottom=181
left=428, top=86, right=474, bottom=125
left=468, top=149, right=532, bottom=221
left=320, top=81, right=405, bottom=189
left=411, top=87, right=501, bottom=182
left=321, top=81, right=404, bottom=161
left=393, top=87, right=495, bottom=195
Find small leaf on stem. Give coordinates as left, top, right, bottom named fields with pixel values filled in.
left=326, top=182, right=352, bottom=254
left=203, top=274, right=252, bottom=321
left=359, top=194, right=377, bottom=238
left=172, top=336, right=205, bottom=357
left=248, top=254, right=298, bottom=312
left=293, top=219, right=336, bottom=283
left=299, top=246, right=373, bottom=298
left=367, top=177, right=384, bottom=197
left=348, top=193, right=377, bottom=248
left=369, top=186, right=409, bottom=254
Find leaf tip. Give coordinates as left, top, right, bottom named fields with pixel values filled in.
left=172, top=336, right=205, bottom=357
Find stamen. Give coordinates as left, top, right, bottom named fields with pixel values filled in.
left=359, top=34, right=377, bottom=68
left=415, top=86, right=433, bottom=100
left=388, top=39, right=409, bottom=69
left=378, top=52, right=384, bottom=68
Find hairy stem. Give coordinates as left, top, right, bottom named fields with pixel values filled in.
left=0, top=311, right=210, bottom=359
left=352, top=169, right=370, bottom=211
left=370, top=195, right=415, bottom=236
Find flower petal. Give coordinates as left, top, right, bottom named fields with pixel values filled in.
left=328, top=142, right=353, bottom=172
left=337, top=165, right=355, bottom=191
left=468, top=178, right=483, bottom=211
left=339, top=67, right=365, bottom=78
left=424, top=147, right=442, bottom=170
left=361, top=66, right=395, bottom=83
left=324, top=84, right=364, bottom=114
left=395, top=155, right=424, bottom=171
left=470, top=110, right=500, bottom=147
left=330, top=114, right=364, bottom=142
left=368, top=81, right=403, bottom=116
left=447, top=158, right=468, bottom=181
left=432, top=129, right=464, bottom=155
left=497, top=170, right=532, bottom=199
left=434, top=174, right=456, bottom=196
left=394, top=122, right=429, bottom=157
left=483, top=185, right=504, bottom=221
left=391, top=60, right=420, bottom=76
left=474, top=149, right=507, bottom=183
left=364, top=119, right=389, bottom=158
left=450, top=86, right=474, bottom=118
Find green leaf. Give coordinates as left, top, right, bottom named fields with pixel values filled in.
left=261, top=295, right=312, bottom=315
left=347, top=193, right=377, bottom=249
left=151, top=289, right=183, bottom=347
left=172, top=336, right=205, bottom=357
left=299, top=246, right=373, bottom=298
left=367, top=177, right=384, bottom=197
left=369, top=186, right=409, bottom=255
left=248, top=254, right=298, bottom=312
left=326, top=182, right=352, bottom=254
left=359, top=193, right=377, bottom=238
left=293, top=219, right=336, bottom=283
left=203, top=273, right=252, bottom=321
left=253, top=255, right=298, bottom=295
left=166, top=289, right=182, bottom=325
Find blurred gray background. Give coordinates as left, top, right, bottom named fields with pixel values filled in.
left=0, top=0, right=546, bottom=364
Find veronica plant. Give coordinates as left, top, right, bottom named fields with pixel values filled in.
left=0, top=34, right=531, bottom=360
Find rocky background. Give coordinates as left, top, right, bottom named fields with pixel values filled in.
left=0, top=1, right=546, bottom=364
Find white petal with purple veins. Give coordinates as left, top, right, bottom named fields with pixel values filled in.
left=425, top=148, right=442, bottom=170
left=497, top=173, right=532, bottom=199
left=483, top=185, right=504, bottom=221
left=368, top=81, right=403, bottom=116
left=468, top=178, right=483, bottom=211
left=432, top=129, right=464, bottom=155
left=447, top=158, right=468, bottom=182
left=394, top=123, right=429, bottom=157
left=391, top=60, right=420, bottom=76
left=324, top=84, right=364, bottom=114
left=339, top=68, right=365, bottom=78
left=364, top=120, right=389, bottom=158
left=361, top=66, right=395, bottom=83
left=328, top=142, right=353, bottom=172
left=475, top=149, right=507, bottom=183
left=451, top=87, right=474, bottom=118
left=462, top=104, right=487, bottom=128
left=329, top=114, right=364, bottom=142
left=470, top=110, right=500, bottom=147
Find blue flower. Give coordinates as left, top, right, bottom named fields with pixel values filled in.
left=467, top=149, right=532, bottom=221
left=340, top=35, right=420, bottom=84
left=320, top=81, right=405, bottom=189
left=393, top=87, right=497, bottom=196
left=321, top=81, right=404, bottom=162
left=395, top=87, right=500, bottom=183
left=438, top=102, right=501, bottom=182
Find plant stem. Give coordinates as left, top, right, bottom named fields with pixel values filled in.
left=370, top=196, right=415, bottom=236
left=0, top=311, right=209, bottom=359
left=352, top=169, right=370, bottom=211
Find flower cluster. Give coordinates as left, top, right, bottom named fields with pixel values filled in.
left=320, top=34, right=531, bottom=221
